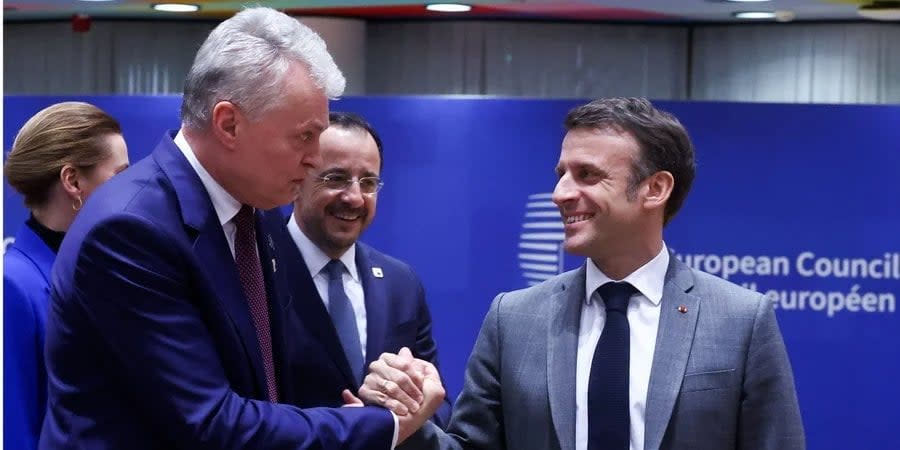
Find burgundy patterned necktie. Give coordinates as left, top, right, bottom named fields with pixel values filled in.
left=233, top=205, right=278, bottom=402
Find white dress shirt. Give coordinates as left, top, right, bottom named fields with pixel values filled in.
left=175, top=131, right=398, bottom=447
left=174, top=131, right=242, bottom=258
left=575, top=244, right=670, bottom=450
left=288, top=212, right=399, bottom=448
left=286, top=214, right=368, bottom=360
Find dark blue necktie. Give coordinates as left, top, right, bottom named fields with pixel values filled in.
left=588, top=281, right=637, bottom=450
left=325, top=260, right=364, bottom=384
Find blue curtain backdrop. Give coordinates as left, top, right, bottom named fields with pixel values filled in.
left=4, top=96, right=899, bottom=449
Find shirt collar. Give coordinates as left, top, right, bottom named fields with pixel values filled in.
left=174, top=130, right=242, bottom=226
left=584, top=242, right=670, bottom=306
left=287, top=212, right=358, bottom=282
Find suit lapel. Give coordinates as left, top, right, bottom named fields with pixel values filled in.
left=256, top=209, right=285, bottom=399
left=357, top=244, right=388, bottom=371
left=643, top=256, right=700, bottom=450
left=153, top=134, right=268, bottom=398
left=547, top=266, right=585, bottom=450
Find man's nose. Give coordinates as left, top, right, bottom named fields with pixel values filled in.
left=552, top=174, right=577, bottom=206
left=340, top=181, right=366, bottom=207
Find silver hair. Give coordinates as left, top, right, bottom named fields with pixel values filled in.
left=181, top=7, right=345, bottom=130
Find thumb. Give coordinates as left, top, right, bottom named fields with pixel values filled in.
left=422, top=373, right=446, bottom=404
left=398, top=346, right=414, bottom=360
left=341, top=389, right=364, bottom=407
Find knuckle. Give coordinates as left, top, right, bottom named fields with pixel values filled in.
left=391, top=372, right=411, bottom=385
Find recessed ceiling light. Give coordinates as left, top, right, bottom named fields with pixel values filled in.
left=152, top=3, right=199, bottom=12
left=858, top=2, right=900, bottom=21
left=774, top=10, right=796, bottom=22
left=733, top=11, right=777, bottom=19
left=425, top=3, right=472, bottom=13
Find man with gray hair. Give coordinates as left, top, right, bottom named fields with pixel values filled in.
left=42, top=7, right=443, bottom=449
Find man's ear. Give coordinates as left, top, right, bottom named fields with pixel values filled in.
left=642, top=170, right=674, bottom=211
left=210, top=101, right=239, bottom=149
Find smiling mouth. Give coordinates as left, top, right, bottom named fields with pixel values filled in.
left=331, top=211, right=362, bottom=221
left=563, top=214, right=594, bottom=224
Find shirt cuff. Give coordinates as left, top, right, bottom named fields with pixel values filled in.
left=390, top=410, right=400, bottom=449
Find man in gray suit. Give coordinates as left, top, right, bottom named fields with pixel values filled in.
left=360, top=97, right=805, bottom=450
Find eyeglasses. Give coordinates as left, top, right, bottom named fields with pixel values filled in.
left=317, top=173, right=384, bottom=195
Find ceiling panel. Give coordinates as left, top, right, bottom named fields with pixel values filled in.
left=1, top=0, right=887, bottom=22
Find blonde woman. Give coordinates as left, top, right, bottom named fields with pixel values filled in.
left=4, top=102, right=128, bottom=450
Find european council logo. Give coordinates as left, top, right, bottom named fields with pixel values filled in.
left=519, top=193, right=565, bottom=287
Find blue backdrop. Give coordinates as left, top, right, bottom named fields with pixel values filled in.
left=4, top=96, right=899, bottom=449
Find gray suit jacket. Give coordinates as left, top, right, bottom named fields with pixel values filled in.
left=404, top=255, right=804, bottom=450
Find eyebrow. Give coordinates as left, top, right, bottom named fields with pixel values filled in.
left=319, top=168, right=349, bottom=176
left=307, top=120, right=328, bottom=134
left=556, top=161, right=607, bottom=177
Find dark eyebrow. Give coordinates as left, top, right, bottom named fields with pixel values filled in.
left=580, top=163, right=609, bottom=177
left=319, top=168, right=350, bottom=176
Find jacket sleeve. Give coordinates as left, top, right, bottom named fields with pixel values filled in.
left=3, top=274, right=43, bottom=450
left=738, top=295, right=806, bottom=450
left=410, top=277, right=453, bottom=429
left=402, top=292, right=508, bottom=450
left=59, top=213, right=395, bottom=449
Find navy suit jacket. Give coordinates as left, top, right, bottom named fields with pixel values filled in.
left=41, top=132, right=395, bottom=450
left=273, top=223, right=451, bottom=428
left=4, top=225, right=56, bottom=450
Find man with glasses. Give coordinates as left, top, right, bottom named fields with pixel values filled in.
left=277, top=112, right=452, bottom=427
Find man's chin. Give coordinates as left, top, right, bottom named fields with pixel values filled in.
left=325, top=233, right=359, bottom=250
left=562, top=238, right=590, bottom=257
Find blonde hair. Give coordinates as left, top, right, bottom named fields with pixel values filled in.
left=4, top=102, right=121, bottom=208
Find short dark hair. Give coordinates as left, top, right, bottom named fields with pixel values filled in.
left=328, top=112, right=383, bottom=170
left=564, top=97, right=695, bottom=225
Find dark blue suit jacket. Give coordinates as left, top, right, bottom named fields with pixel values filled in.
left=41, top=132, right=394, bottom=450
left=4, top=225, right=56, bottom=450
left=273, top=224, right=451, bottom=428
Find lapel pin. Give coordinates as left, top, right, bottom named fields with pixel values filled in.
left=372, top=267, right=384, bottom=278
left=266, top=234, right=275, bottom=249
left=271, top=258, right=277, bottom=273
left=678, top=305, right=688, bottom=314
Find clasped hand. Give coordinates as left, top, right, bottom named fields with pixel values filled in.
left=353, top=347, right=445, bottom=443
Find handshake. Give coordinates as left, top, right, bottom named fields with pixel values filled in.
left=346, top=347, right=446, bottom=443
